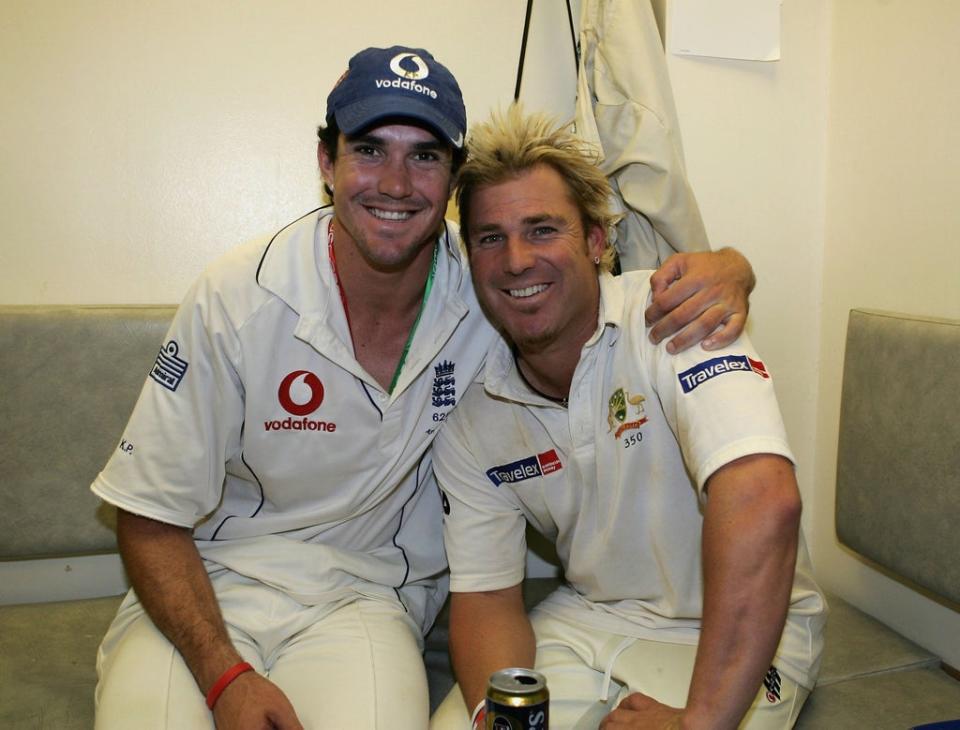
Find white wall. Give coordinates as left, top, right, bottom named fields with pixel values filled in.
left=665, top=0, right=831, bottom=547
left=0, top=0, right=578, bottom=305
left=812, top=0, right=960, bottom=667
left=667, top=0, right=960, bottom=668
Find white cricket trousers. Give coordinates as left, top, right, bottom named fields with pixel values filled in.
left=430, top=607, right=809, bottom=730
left=95, top=572, right=429, bottom=730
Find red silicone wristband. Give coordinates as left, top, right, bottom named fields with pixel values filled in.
left=205, top=661, right=254, bottom=710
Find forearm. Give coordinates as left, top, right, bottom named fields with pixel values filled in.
left=116, top=508, right=242, bottom=694
left=449, top=585, right=536, bottom=712
left=683, top=455, right=801, bottom=730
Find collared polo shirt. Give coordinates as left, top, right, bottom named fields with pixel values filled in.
left=435, top=271, right=826, bottom=687
left=92, top=209, right=494, bottom=631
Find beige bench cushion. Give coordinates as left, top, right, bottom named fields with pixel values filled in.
left=836, top=309, right=960, bottom=606
left=0, top=306, right=174, bottom=558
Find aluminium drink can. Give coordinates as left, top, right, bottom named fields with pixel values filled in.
left=485, top=668, right=549, bottom=730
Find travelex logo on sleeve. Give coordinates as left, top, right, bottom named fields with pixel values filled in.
left=486, top=450, right=563, bottom=487
left=678, top=355, right=769, bottom=394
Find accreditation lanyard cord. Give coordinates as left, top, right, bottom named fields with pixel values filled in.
left=327, top=224, right=438, bottom=395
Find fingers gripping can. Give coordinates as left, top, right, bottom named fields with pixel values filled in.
left=485, top=668, right=548, bottom=730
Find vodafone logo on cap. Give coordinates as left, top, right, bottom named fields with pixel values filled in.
left=278, top=370, right=324, bottom=416
left=390, top=52, right=429, bottom=80
left=376, top=52, right=438, bottom=100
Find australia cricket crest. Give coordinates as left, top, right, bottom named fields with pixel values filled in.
left=607, top=387, right=648, bottom=439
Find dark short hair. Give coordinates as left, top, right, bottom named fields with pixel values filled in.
left=317, top=119, right=341, bottom=165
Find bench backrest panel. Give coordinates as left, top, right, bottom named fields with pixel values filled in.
left=836, top=308, right=960, bottom=607
left=0, top=306, right=175, bottom=559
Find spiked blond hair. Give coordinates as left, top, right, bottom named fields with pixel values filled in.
left=455, top=105, right=620, bottom=272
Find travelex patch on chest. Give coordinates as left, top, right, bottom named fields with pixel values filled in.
left=677, top=354, right=769, bottom=394
left=485, top=450, right=563, bottom=487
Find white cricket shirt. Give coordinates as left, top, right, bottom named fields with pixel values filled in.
left=92, top=209, right=494, bottom=631
left=436, top=272, right=826, bottom=687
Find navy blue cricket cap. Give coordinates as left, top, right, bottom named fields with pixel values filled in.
left=325, top=45, right=466, bottom=149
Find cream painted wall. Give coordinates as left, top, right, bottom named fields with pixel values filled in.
left=667, top=0, right=960, bottom=669
left=811, top=0, right=960, bottom=668
left=665, top=1, right=831, bottom=544
left=0, top=0, right=578, bottom=305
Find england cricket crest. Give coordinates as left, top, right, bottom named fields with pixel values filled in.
left=607, top=387, right=648, bottom=439
left=431, top=360, right=456, bottom=407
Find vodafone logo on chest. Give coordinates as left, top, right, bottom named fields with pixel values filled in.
left=264, top=370, right=337, bottom=434
left=278, top=370, right=324, bottom=415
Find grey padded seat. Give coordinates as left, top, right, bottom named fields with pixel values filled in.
left=3, top=306, right=960, bottom=729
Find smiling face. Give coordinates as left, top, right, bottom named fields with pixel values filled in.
left=318, top=123, right=454, bottom=273
left=466, top=163, right=605, bottom=355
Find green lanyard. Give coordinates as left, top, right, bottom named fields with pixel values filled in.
left=389, top=242, right=438, bottom=394
left=327, top=225, right=439, bottom=396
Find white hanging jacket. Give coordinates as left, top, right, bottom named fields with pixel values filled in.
left=574, top=0, right=710, bottom=270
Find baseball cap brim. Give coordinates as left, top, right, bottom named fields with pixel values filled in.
left=333, top=96, right=465, bottom=149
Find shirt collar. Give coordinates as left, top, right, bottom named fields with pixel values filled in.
left=483, top=272, right=625, bottom=403
left=256, top=208, right=473, bottom=389
left=255, top=207, right=333, bottom=318
left=256, top=208, right=470, bottom=317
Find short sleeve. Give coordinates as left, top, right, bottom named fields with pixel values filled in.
left=434, top=402, right=528, bottom=593
left=637, top=294, right=794, bottom=493
left=91, top=274, right=246, bottom=526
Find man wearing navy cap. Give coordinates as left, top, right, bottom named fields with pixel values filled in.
left=90, top=46, right=754, bottom=729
